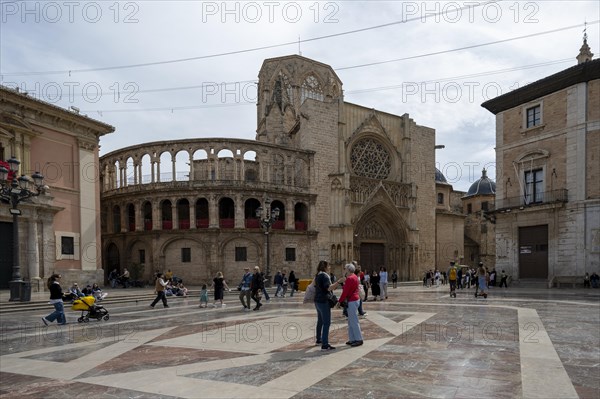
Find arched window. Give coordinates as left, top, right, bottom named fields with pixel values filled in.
left=177, top=199, right=190, bottom=229
left=112, top=205, right=121, bottom=233
left=161, top=200, right=172, bottom=230
left=143, top=201, right=152, bottom=231
left=294, top=202, right=308, bottom=230
left=437, top=193, right=444, bottom=205
left=300, top=75, right=324, bottom=103
left=127, top=203, right=135, bottom=231
left=219, top=197, right=235, bottom=228
left=271, top=200, right=285, bottom=229
left=196, top=198, right=209, bottom=228
left=244, top=198, right=261, bottom=228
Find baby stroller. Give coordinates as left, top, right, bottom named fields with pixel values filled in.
left=72, top=295, right=110, bottom=322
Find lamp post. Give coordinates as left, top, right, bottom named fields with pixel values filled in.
left=0, top=157, right=45, bottom=301
left=255, top=199, right=280, bottom=286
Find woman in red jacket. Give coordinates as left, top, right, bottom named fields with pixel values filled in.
left=338, top=263, right=364, bottom=347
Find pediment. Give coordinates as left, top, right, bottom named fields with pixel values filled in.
left=515, top=149, right=550, bottom=163
left=0, top=112, right=32, bottom=130
left=349, top=113, right=389, bottom=143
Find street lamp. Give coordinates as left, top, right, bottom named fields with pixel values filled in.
left=255, top=199, right=280, bottom=286
left=0, top=157, right=45, bottom=301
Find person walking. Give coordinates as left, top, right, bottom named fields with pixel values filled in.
left=150, top=273, right=169, bottom=308
left=288, top=270, right=297, bottom=297
left=379, top=267, right=388, bottom=300
left=211, top=271, right=230, bottom=307
left=314, top=260, right=343, bottom=351
left=391, top=270, right=398, bottom=289
left=499, top=270, right=509, bottom=288
left=239, top=267, right=253, bottom=310
left=274, top=271, right=284, bottom=297
left=339, top=263, right=363, bottom=347
left=448, top=261, right=458, bottom=298
left=370, top=270, right=380, bottom=301
left=41, top=274, right=67, bottom=326
left=199, top=284, right=209, bottom=308
left=251, top=266, right=264, bottom=310
left=363, top=270, right=370, bottom=300
left=475, top=262, right=488, bottom=298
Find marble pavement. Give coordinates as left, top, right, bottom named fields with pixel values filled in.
left=0, top=285, right=598, bottom=398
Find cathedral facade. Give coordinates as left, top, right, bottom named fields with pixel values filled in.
left=100, top=55, right=440, bottom=284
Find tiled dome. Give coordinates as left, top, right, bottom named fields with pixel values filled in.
left=466, top=168, right=496, bottom=196
left=435, top=168, right=448, bottom=183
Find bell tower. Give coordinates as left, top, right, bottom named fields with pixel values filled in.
left=255, top=55, right=343, bottom=149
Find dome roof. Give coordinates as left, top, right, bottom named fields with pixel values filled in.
left=466, top=169, right=496, bottom=196
left=435, top=168, right=448, bottom=183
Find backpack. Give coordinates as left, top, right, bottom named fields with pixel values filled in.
left=449, top=267, right=457, bottom=280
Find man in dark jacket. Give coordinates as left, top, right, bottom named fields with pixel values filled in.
left=251, top=266, right=265, bottom=310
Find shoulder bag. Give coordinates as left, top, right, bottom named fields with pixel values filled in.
left=303, top=282, right=316, bottom=304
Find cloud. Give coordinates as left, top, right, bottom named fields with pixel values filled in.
left=1, top=0, right=598, bottom=191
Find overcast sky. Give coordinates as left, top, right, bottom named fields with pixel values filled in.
left=1, top=0, right=598, bottom=191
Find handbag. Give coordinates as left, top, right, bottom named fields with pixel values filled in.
left=358, top=284, right=366, bottom=301
left=327, top=291, right=338, bottom=308
left=302, top=283, right=316, bottom=304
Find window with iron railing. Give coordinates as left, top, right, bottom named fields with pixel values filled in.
left=524, top=169, right=544, bottom=204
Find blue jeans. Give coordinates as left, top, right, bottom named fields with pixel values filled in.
left=275, top=284, right=283, bottom=297
left=346, top=300, right=363, bottom=342
left=262, top=287, right=270, bottom=300
left=46, top=301, right=66, bottom=324
left=315, top=301, right=331, bottom=347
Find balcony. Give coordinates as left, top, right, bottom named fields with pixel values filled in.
left=491, top=189, right=568, bottom=212
left=219, top=218, right=235, bottom=229
left=196, top=218, right=209, bottom=228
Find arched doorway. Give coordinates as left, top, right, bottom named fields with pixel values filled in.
left=354, top=203, right=411, bottom=280
left=105, top=243, right=120, bottom=283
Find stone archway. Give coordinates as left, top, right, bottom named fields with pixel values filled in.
left=105, top=243, right=120, bottom=283
left=353, top=203, right=411, bottom=280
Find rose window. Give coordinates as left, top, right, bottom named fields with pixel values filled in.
left=350, top=138, right=391, bottom=179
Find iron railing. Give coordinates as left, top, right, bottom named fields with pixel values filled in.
left=490, top=189, right=568, bottom=211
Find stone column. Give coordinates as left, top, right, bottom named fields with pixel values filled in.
left=234, top=194, right=243, bottom=228
left=190, top=197, right=197, bottom=229
left=27, top=212, right=41, bottom=291
left=172, top=199, right=179, bottom=230
left=209, top=195, right=218, bottom=228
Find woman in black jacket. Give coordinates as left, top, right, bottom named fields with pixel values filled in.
left=42, top=274, right=67, bottom=325
left=314, top=260, right=343, bottom=351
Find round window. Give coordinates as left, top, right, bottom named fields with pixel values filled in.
left=350, top=138, right=391, bottom=179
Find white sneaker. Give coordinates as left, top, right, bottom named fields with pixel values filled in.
left=41, top=317, right=49, bottom=326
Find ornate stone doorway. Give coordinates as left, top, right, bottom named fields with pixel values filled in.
left=354, top=203, right=411, bottom=280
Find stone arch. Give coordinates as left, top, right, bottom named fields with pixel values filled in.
left=140, top=153, right=152, bottom=184
left=353, top=197, right=412, bottom=280
left=125, top=238, right=151, bottom=279
left=104, top=242, right=121, bottom=281
left=159, top=236, right=209, bottom=283
left=174, top=150, right=190, bottom=181
left=218, top=235, right=263, bottom=281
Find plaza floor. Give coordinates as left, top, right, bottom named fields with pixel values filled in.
left=0, top=284, right=598, bottom=399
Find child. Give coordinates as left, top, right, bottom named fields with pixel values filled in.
left=199, top=284, right=208, bottom=308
